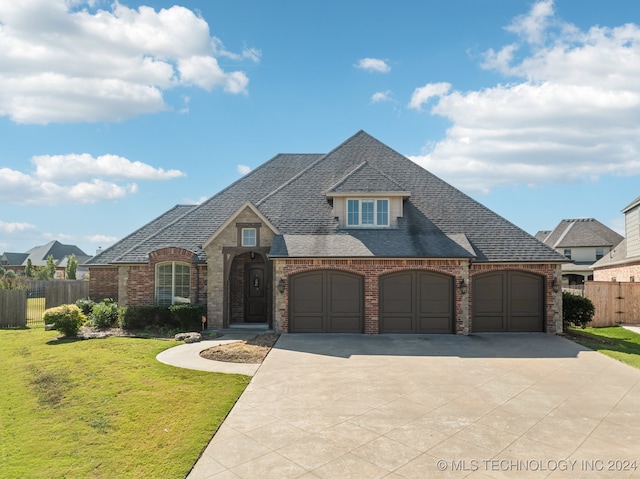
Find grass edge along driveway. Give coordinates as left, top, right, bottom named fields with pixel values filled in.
left=0, top=328, right=248, bottom=479
left=567, top=325, right=640, bottom=370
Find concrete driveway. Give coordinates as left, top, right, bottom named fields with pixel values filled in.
left=188, top=333, right=640, bottom=479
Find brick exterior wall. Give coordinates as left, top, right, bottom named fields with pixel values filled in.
left=273, top=259, right=562, bottom=335
left=593, top=259, right=640, bottom=283
left=89, top=266, right=119, bottom=301
left=91, top=248, right=207, bottom=309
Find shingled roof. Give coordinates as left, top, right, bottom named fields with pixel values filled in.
left=537, top=218, right=623, bottom=249
left=88, top=131, right=565, bottom=264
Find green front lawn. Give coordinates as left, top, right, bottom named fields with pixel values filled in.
left=0, top=328, right=248, bottom=479
left=567, top=326, right=640, bottom=369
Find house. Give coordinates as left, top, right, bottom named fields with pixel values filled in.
left=592, top=196, right=640, bottom=282
left=0, top=240, right=92, bottom=279
left=86, top=131, right=566, bottom=334
left=535, top=219, right=623, bottom=286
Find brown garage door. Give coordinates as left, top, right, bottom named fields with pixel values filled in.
left=380, top=271, right=454, bottom=333
left=473, top=271, right=544, bottom=332
left=289, top=270, right=363, bottom=333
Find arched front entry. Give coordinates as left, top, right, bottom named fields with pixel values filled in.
left=472, top=271, right=544, bottom=332
left=379, top=270, right=454, bottom=333
left=227, top=251, right=271, bottom=326
left=289, top=270, right=363, bottom=333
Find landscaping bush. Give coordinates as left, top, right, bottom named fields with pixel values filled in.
left=118, top=306, right=176, bottom=330
left=169, top=304, right=205, bottom=331
left=88, top=300, right=119, bottom=329
left=75, top=298, right=96, bottom=316
left=563, top=291, right=595, bottom=329
left=43, top=304, right=86, bottom=337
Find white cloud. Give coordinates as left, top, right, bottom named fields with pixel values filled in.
left=0, top=220, right=37, bottom=234
left=85, top=234, right=119, bottom=244
left=409, top=0, right=640, bottom=193
left=0, top=0, right=259, bottom=123
left=32, top=153, right=185, bottom=181
left=0, top=154, right=184, bottom=205
left=237, top=164, right=252, bottom=175
left=355, top=58, right=391, bottom=73
left=371, top=90, right=393, bottom=103
left=408, top=83, right=451, bottom=111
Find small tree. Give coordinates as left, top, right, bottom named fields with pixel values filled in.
left=45, top=254, right=57, bottom=279
left=35, top=255, right=57, bottom=280
left=25, top=258, right=34, bottom=278
left=563, top=291, right=595, bottom=329
left=66, top=254, right=78, bottom=280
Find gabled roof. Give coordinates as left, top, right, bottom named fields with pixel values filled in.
left=1, top=252, right=29, bottom=266
left=90, top=131, right=565, bottom=264
left=622, top=195, right=640, bottom=213
left=540, top=218, right=623, bottom=249
left=326, top=161, right=408, bottom=195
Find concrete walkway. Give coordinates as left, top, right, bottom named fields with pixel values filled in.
left=181, top=333, right=640, bottom=479
left=156, top=331, right=264, bottom=376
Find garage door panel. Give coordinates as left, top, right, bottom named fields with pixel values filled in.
left=291, top=273, right=324, bottom=314
left=510, top=314, right=543, bottom=332
left=328, top=315, right=363, bottom=333
left=381, top=271, right=453, bottom=333
left=418, top=315, right=452, bottom=334
left=381, top=274, right=413, bottom=314
left=473, top=271, right=543, bottom=332
left=330, top=274, right=363, bottom=314
left=292, top=316, right=326, bottom=333
left=474, top=315, right=507, bottom=332
left=381, top=315, right=414, bottom=333
left=290, top=270, right=363, bottom=333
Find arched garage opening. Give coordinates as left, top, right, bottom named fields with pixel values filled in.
left=379, top=270, right=454, bottom=333
left=472, top=270, right=544, bottom=332
left=289, top=270, right=363, bottom=333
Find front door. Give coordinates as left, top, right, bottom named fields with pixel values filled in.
left=245, top=264, right=267, bottom=322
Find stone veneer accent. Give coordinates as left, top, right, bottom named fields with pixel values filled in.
left=204, top=206, right=276, bottom=329
left=273, top=259, right=562, bottom=335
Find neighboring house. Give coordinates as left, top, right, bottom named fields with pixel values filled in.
left=535, top=219, right=623, bottom=286
left=86, top=131, right=566, bottom=334
left=592, top=196, right=640, bottom=282
left=0, top=240, right=92, bottom=279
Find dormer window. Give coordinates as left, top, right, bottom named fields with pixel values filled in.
left=241, top=228, right=257, bottom=247
left=347, top=199, right=389, bottom=227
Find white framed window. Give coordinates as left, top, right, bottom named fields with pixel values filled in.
left=347, top=198, right=389, bottom=227
left=241, top=228, right=257, bottom=247
left=155, top=262, right=191, bottom=306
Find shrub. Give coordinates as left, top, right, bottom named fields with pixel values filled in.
left=43, top=304, right=86, bottom=337
left=563, top=291, right=595, bottom=329
left=75, top=298, right=95, bottom=316
left=88, top=300, right=119, bottom=329
left=169, top=304, right=205, bottom=331
left=118, top=306, right=176, bottom=330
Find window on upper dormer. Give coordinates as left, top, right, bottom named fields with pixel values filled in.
left=347, top=198, right=389, bottom=227
left=241, top=228, right=257, bottom=247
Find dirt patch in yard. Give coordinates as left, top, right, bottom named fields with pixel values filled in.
left=200, top=333, right=280, bottom=364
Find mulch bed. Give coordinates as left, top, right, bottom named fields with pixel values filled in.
left=199, top=333, right=280, bottom=364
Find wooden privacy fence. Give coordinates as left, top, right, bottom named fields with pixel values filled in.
left=584, top=281, right=640, bottom=327
left=0, top=289, right=27, bottom=328
left=0, top=280, right=90, bottom=328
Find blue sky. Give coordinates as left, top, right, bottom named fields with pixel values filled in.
left=1, top=0, right=639, bottom=256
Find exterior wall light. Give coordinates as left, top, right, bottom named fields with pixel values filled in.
left=552, top=278, right=560, bottom=293
left=278, top=278, right=286, bottom=294
left=459, top=279, right=468, bottom=295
